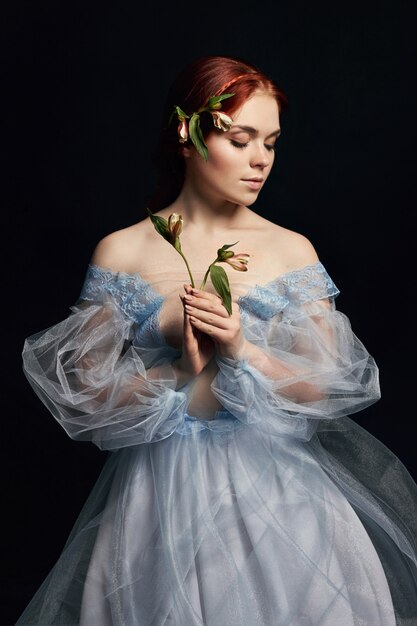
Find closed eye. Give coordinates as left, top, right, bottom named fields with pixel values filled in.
left=230, top=140, right=248, bottom=149
left=230, top=140, right=276, bottom=151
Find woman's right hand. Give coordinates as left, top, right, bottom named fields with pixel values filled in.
left=173, top=284, right=215, bottom=383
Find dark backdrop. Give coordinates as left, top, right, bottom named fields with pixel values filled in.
left=3, top=1, right=416, bottom=623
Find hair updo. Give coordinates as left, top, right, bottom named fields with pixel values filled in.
left=147, top=55, right=288, bottom=211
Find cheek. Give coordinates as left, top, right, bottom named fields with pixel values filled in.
left=206, top=144, right=243, bottom=174
left=209, top=155, right=235, bottom=175
left=206, top=133, right=242, bottom=164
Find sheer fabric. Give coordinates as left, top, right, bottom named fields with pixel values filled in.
left=17, top=261, right=417, bottom=625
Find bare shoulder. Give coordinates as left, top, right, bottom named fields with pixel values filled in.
left=252, top=215, right=319, bottom=274
left=272, top=224, right=319, bottom=268
left=90, top=218, right=155, bottom=273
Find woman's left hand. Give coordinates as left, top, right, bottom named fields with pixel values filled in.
left=183, top=287, right=247, bottom=360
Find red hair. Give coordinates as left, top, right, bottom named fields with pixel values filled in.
left=147, top=56, right=288, bottom=211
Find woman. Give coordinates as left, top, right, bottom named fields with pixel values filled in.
left=17, top=55, right=417, bottom=625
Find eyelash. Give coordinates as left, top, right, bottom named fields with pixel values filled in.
left=230, top=140, right=276, bottom=152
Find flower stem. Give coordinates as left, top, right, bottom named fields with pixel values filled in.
left=199, top=266, right=211, bottom=290
left=178, top=251, right=195, bottom=288
left=199, top=258, right=220, bottom=290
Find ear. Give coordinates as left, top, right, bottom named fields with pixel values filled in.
left=181, top=143, right=193, bottom=159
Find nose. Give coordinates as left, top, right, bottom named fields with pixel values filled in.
left=250, top=142, right=271, bottom=170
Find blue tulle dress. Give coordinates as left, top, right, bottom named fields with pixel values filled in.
left=18, top=261, right=417, bottom=625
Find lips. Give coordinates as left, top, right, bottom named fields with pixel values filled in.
left=241, top=178, right=264, bottom=190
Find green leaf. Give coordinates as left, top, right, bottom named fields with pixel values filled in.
left=189, top=113, right=209, bottom=161
left=210, top=264, right=232, bottom=316
left=207, top=93, right=235, bottom=109
left=216, top=242, right=239, bottom=260
left=175, top=105, right=189, bottom=119
left=169, top=105, right=189, bottom=126
left=146, top=207, right=170, bottom=241
left=218, top=241, right=239, bottom=252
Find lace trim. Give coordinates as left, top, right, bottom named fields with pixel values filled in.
left=79, top=264, right=164, bottom=324
left=79, top=261, right=339, bottom=324
left=282, top=262, right=340, bottom=304
left=134, top=308, right=169, bottom=349
left=238, top=262, right=339, bottom=320
left=238, top=281, right=289, bottom=321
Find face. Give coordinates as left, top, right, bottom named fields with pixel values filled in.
left=183, top=91, right=281, bottom=207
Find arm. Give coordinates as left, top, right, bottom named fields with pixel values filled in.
left=90, top=231, right=210, bottom=389
left=22, top=241, right=188, bottom=450
left=184, top=233, right=331, bottom=402
left=182, top=257, right=380, bottom=438
left=220, top=298, right=334, bottom=403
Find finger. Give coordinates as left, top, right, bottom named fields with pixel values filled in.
left=184, top=307, right=197, bottom=342
left=178, top=285, right=192, bottom=326
left=185, top=306, right=231, bottom=330
left=179, top=288, right=193, bottom=305
left=183, top=295, right=229, bottom=318
left=184, top=320, right=195, bottom=351
left=189, top=316, right=226, bottom=339
left=190, top=287, right=223, bottom=304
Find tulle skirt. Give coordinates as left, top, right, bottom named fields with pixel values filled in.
left=16, top=411, right=417, bottom=625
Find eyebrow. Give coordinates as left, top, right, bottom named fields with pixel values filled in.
left=230, top=125, right=281, bottom=139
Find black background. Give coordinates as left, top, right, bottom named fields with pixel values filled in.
left=3, top=1, right=416, bottom=623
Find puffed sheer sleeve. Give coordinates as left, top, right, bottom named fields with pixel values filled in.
left=22, top=265, right=187, bottom=450
left=211, top=262, right=380, bottom=440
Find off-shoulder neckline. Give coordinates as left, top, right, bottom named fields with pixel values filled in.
left=86, top=260, right=329, bottom=304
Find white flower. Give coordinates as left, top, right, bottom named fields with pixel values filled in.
left=168, top=213, right=183, bottom=239
left=210, top=110, right=233, bottom=132
left=224, top=252, right=251, bottom=271
left=178, top=118, right=188, bottom=143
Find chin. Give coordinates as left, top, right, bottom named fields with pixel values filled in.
left=223, top=191, right=261, bottom=207
left=218, top=189, right=262, bottom=208
left=239, top=192, right=261, bottom=207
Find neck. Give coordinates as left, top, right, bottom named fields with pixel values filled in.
left=168, top=185, right=248, bottom=234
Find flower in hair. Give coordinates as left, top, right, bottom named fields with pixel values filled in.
left=174, top=106, right=189, bottom=143
left=210, top=110, right=233, bottom=132
left=172, top=93, right=235, bottom=161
